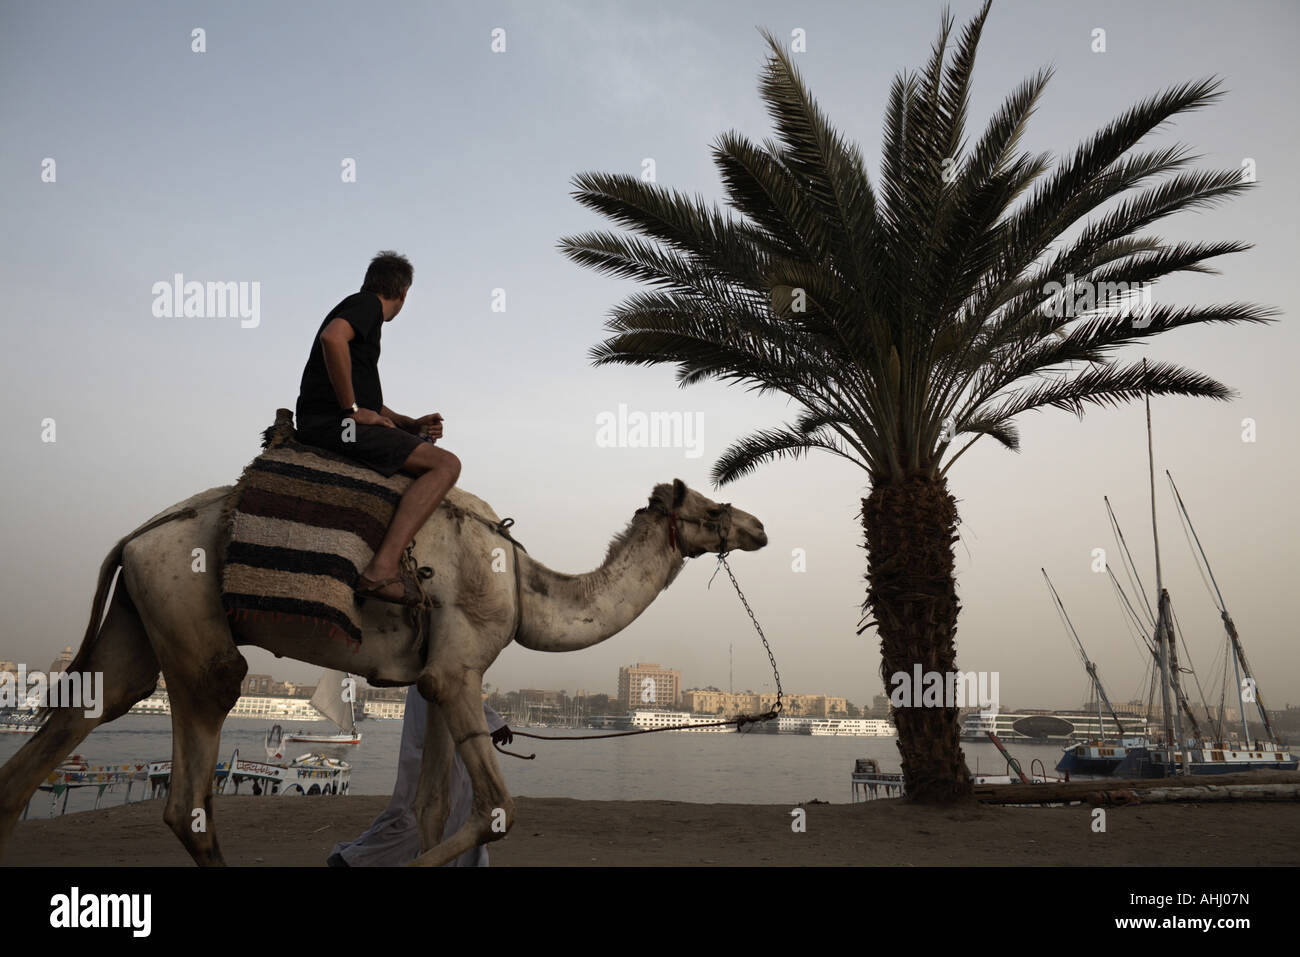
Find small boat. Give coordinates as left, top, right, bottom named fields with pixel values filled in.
left=24, top=755, right=151, bottom=818
left=0, top=716, right=43, bottom=735
left=0, top=702, right=46, bottom=735
left=1041, top=569, right=1150, bottom=776
left=1057, top=737, right=1151, bottom=776
left=148, top=747, right=350, bottom=797
left=282, top=670, right=362, bottom=745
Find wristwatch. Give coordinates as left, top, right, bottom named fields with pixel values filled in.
left=342, top=402, right=359, bottom=415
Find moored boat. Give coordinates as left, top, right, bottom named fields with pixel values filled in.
left=282, top=670, right=362, bottom=745
left=148, top=748, right=350, bottom=797
left=1077, top=395, right=1295, bottom=778
left=1056, top=738, right=1151, bottom=775
left=1113, top=743, right=1297, bottom=778
left=24, top=755, right=151, bottom=818
left=0, top=703, right=46, bottom=735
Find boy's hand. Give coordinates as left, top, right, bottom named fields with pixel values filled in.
left=414, top=413, right=444, bottom=441
left=349, top=408, right=396, bottom=429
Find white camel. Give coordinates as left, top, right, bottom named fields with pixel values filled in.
left=0, top=476, right=766, bottom=866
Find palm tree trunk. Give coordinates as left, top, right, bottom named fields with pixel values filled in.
left=862, top=475, right=972, bottom=803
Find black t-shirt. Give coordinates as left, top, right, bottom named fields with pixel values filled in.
left=296, top=292, right=384, bottom=431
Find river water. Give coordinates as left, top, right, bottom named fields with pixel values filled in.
left=0, top=715, right=1074, bottom=817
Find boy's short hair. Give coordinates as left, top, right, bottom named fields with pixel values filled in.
left=361, top=251, right=414, bottom=298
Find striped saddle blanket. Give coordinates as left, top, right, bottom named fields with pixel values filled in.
left=220, top=410, right=414, bottom=649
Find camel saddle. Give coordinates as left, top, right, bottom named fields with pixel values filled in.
left=219, top=409, right=417, bottom=649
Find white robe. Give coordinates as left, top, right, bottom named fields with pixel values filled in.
left=330, top=686, right=505, bottom=867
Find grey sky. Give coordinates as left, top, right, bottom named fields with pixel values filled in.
left=1, top=0, right=1296, bottom=712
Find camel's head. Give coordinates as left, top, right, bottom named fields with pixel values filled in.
left=643, top=479, right=767, bottom=557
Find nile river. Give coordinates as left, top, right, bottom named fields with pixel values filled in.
left=0, top=714, right=1075, bottom=817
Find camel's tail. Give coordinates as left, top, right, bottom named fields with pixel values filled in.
left=60, top=507, right=201, bottom=685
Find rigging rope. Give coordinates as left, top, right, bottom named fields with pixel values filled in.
left=1169, top=599, right=1213, bottom=728
left=1106, top=496, right=1157, bottom=629
left=1107, top=567, right=1154, bottom=656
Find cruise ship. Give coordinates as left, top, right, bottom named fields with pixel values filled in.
left=738, top=715, right=896, bottom=736
left=960, top=709, right=1153, bottom=743
left=628, top=710, right=733, bottom=732
left=126, top=691, right=324, bottom=720
left=808, top=717, right=896, bottom=736
left=744, top=715, right=811, bottom=734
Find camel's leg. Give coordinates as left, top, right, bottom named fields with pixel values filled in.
left=409, top=607, right=455, bottom=854
left=0, top=584, right=160, bottom=860
left=126, top=560, right=247, bottom=867
left=412, top=690, right=455, bottom=854
left=155, top=658, right=243, bottom=866
left=410, top=667, right=514, bottom=867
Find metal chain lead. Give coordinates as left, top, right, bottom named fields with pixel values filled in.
left=716, top=550, right=783, bottom=717
left=498, top=546, right=784, bottom=756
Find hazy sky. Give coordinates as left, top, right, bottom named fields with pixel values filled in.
left=2, top=0, right=1297, bottom=713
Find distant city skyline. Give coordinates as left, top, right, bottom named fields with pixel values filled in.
left=9, top=653, right=1288, bottom=717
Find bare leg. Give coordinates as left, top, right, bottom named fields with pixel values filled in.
left=360, top=443, right=460, bottom=601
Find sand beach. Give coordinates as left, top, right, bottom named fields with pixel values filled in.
left=5, top=792, right=1298, bottom=867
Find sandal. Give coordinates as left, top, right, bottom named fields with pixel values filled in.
left=355, top=568, right=423, bottom=607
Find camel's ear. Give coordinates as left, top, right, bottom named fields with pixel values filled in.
left=671, top=478, right=687, bottom=509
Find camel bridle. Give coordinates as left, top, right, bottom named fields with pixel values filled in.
left=643, top=500, right=735, bottom=557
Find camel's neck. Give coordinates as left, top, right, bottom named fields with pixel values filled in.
left=513, top=512, right=685, bottom=652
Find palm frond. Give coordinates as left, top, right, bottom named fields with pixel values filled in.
left=561, top=5, right=1270, bottom=487
left=712, top=422, right=869, bottom=485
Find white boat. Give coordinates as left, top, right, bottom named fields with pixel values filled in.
left=807, top=717, right=897, bottom=736
left=283, top=670, right=362, bottom=745
left=0, top=714, right=43, bottom=735
left=959, top=708, right=1153, bottom=743
left=148, top=747, right=350, bottom=797
left=1, top=698, right=46, bottom=734
left=628, top=709, right=733, bottom=732
left=24, top=755, right=151, bottom=818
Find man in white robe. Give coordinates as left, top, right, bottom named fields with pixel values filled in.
left=328, top=685, right=509, bottom=867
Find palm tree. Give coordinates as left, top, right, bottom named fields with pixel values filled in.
left=560, top=2, right=1273, bottom=802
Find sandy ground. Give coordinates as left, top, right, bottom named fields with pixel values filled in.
left=5, top=794, right=1299, bottom=866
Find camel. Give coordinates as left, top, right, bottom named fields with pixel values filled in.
left=0, top=476, right=766, bottom=866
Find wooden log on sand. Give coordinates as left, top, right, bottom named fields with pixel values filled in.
left=975, top=770, right=1300, bottom=806
left=1138, top=784, right=1300, bottom=804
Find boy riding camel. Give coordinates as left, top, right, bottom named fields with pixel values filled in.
left=295, top=250, right=460, bottom=605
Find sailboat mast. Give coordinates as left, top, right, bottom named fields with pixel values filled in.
left=1042, top=569, right=1125, bottom=736
left=1229, top=633, right=1250, bottom=748
left=1144, top=363, right=1188, bottom=774
left=1167, top=471, right=1275, bottom=746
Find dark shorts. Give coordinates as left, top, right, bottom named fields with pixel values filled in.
left=296, top=420, right=427, bottom=478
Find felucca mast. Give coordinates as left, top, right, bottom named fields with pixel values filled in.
left=1104, top=505, right=1202, bottom=736
left=1144, top=360, right=1189, bottom=774
left=1042, top=569, right=1126, bottom=737
left=1166, top=471, right=1276, bottom=748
